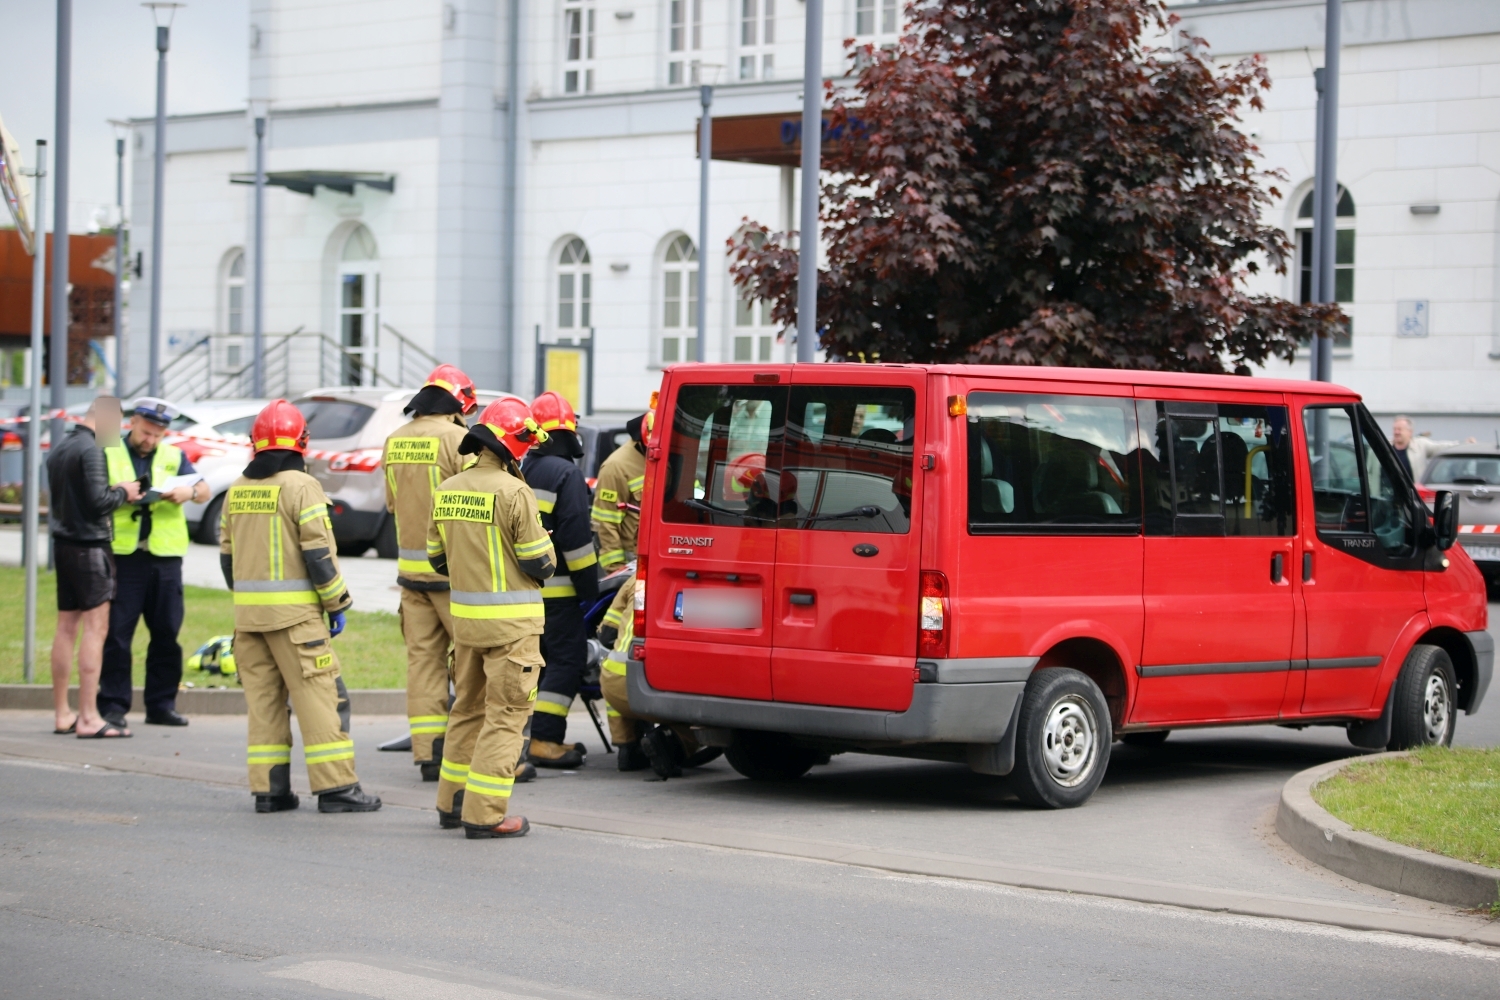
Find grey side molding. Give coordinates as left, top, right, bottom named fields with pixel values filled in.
left=1463, top=629, right=1493, bottom=714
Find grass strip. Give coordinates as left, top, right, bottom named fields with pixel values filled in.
left=0, top=564, right=407, bottom=689
left=1312, top=746, right=1500, bottom=871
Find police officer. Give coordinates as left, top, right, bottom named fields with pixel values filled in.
left=100, top=398, right=209, bottom=728
left=220, top=400, right=380, bottom=814
left=591, top=410, right=649, bottom=572
left=520, top=391, right=598, bottom=769
left=384, top=365, right=478, bottom=780
left=428, top=398, right=555, bottom=839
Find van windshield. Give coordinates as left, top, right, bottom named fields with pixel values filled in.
left=967, top=393, right=1141, bottom=533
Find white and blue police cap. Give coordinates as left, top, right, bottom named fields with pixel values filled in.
left=131, top=397, right=179, bottom=427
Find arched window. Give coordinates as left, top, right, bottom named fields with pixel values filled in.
left=661, top=234, right=698, bottom=364
left=224, top=250, right=246, bottom=336
left=733, top=231, right=776, bottom=362
left=556, top=238, right=591, bottom=334
left=1295, top=186, right=1354, bottom=347
left=338, top=225, right=380, bottom=386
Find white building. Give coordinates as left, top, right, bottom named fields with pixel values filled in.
left=131, top=0, right=1500, bottom=433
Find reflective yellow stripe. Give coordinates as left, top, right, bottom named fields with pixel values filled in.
left=605, top=705, right=620, bottom=717
left=536, top=692, right=572, bottom=716
left=298, top=504, right=328, bottom=524
left=592, top=507, right=624, bottom=524
left=598, top=549, right=625, bottom=567
left=398, top=558, right=431, bottom=574
left=439, top=759, right=470, bottom=783
left=314, top=575, right=345, bottom=600
left=514, top=536, right=553, bottom=558
left=426, top=537, right=445, bottom=554
left=451, top=602, right=545, bottom=620
left=464, top=771, right=515, bottom=798
left=247, top=743, right=292, bottom=764
left=541, top=583, right=577, bottom=598
left=535, top=497, right=555, bottom=513
left=603, top=657, right=627, bottom=676
left=408, top=714, right=449, bottom=734
left=627, top=476, right=645, bottom=493
left=602, top=607, right=624, bottom=627
left=565, top=551, right=597, bottom=572
left=304, top=739, right=355, bottom=763
left=487, top=524, right=504, bottom=593
left=234, top=590, right=318, bottom=605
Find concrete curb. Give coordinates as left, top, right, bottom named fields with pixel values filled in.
left=1276, top=752, right=1500, bottom=911
left=0, top=683, right=406, bottom=716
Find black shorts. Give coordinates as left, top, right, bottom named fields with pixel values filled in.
left=55, top=541, right=116, bottom=612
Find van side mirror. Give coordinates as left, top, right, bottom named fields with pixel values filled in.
left=1432, top=491, right=1459, bottom=551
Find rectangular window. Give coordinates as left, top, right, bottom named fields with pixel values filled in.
left=558, top=273, right=575, bottom=328
left=855, top=0, right=874, bottom=35
left=1303, top=405, right=1414, bottom=557
left=967, top=393, right=1140, bottom=534
left=758, top=335, right=772, bottom=362
left=781, top=385, right=914, bottom=533
left=564, top=4, right=594, bottom=93
left=881, top=0, right=895, bottom=33
left=664, top=271, right=681, bottom=328
left=1140, top=401, right=1296, bottom=537
left=734, top=336, right=752, bottom=362
left=662, top=337, right=680, bottom=363
left=741, top=0, right=757, bottom=44
left=670, top=0, right=684, bottom=50
left=662, top=385, right=788, bottom=528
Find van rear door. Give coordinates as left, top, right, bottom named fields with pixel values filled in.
left=649, top=371, right=791, bottom=701
left=770, top=370, right=924, bottom=711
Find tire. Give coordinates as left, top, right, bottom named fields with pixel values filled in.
left=1387, top=644, right=1457, bottom=750
left=683, top=746, right=724, bottom=769
left=1121, top=729, right=1170, bottom=749
left=193, top=492, right=225, bottom=545
left=374, top=514, right=399, bottom=560
left=724, top=730, right=819, bottom=781
left=337, top=539, right=371, bottom=557
left=1008, top=668, right=1112, bottom=809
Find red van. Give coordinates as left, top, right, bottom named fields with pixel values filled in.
left=625, top=364, right=1491, bottom=807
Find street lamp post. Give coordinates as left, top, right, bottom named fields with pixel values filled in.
left=696, top=85, right=712, bottom=363
left=51, top=0, right=71, bottom=443
left=114, top=135, right=127, bottom=397
left=252, top=115, right=266, bottom=397
left=1311, top=0, right=1340, bottom=383
left=24, top=141, right=48, bottom=684
left=795, top=0, right=822, bottom=363
left=144, top=3, right=184, bottom=397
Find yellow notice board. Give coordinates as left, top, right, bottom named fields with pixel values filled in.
left=545, top=348, right=585, bottom=413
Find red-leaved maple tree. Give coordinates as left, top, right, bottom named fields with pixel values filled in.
left=728, top=0, right=1344, bottom=371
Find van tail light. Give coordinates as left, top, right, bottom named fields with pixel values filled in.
left=633, top=554, right=648, bottom=638
left=918, top=570, right=949, bottom=659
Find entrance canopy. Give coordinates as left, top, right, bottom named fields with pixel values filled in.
left=229, top=171, right=396, bottom=196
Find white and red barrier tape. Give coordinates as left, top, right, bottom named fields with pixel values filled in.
left=1458, top=524, right=1500, bottom=534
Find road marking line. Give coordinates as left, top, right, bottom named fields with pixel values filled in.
left=267, top=960, right=544, bottom=1000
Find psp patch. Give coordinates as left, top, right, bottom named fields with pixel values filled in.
left=386, top=437, right=440, bottom=464
left=433, top=490, right=496, bottom=523
left=598, top=488, right=619, bottom=503
left=315, top=653, right=333, bottom=670
left=227, top=484, right=281, bottom=515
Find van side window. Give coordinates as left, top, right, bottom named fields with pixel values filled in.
left=967, top=393, right=1140, bottom=534
left=781, top=386, right=914, bottom=534
left=1303, top=404, right=1415, bottom=558
left=660, top=384, right=788, bottom=528
left=1140, top=402, right=1296, bottom=537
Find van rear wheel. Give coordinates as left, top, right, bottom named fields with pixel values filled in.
left=1009, top=668, right=1112, bottom=809
left=724, top=730, right=819, bottom=781
left=1388, top=644, right=1457, bottom=750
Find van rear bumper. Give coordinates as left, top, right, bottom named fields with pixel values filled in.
left=626, top=661, right=1026, bottom=744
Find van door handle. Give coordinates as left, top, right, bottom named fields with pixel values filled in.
left=1302, top=552, right=1313, bottom=582
left=789, top=593, right=815, bottom=606
left=1270, top=553, right=1284, bottom=584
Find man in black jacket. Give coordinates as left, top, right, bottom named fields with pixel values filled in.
left=46, top=397, right=141, bottom=738
left=521, top=392, right=599, bottom=768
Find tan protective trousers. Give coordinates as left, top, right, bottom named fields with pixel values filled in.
left=601, top=665, right=699, bottom=754
left=437, top=634, right=543, bottom=828
left=399, top=587, right=454, bottom=764
left=239, top=620, right=357, bottom=795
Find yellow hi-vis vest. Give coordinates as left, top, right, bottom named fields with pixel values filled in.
left=105, top=441, right=190, bottom=557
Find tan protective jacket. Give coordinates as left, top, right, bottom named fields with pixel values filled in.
left=592, top=441, right=645, bottom=570
left=219, top=469, right=352, bottom=632
left=384, top=412, right=470, bottom=588
left=426, top=450, right=556, bottom=649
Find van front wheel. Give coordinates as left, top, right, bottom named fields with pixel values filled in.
left=1388, top=644, right=1457, bottom=750
left=1009, top=668, right=1112, bottom=809
left=724, top=730, right=819, bottom=781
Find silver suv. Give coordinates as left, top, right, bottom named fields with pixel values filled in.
left=1421, top=448, right=1500, bottom=593
left=293, top=387, right=519, bottom=557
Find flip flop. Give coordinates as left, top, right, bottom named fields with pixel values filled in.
left=77, top=721, right=131, bottom=739
left=53, top=719, right=77, bottom=735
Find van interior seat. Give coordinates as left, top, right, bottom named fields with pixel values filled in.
left=1034, top=447, right=1120, bottom=516
left=977, top=436, right=1015, bottom=514
left=1221, top=432, right=1249, bottom=503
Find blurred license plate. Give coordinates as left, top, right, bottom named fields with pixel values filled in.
left=677, top=588, right=761, bottom=629
left=1462, top=544, right=1500, bottom=562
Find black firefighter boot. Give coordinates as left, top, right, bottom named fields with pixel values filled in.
left=419, top=737, right=444, bottom=782
left=640, top=725, right=685, bottom=779
left=317, top=783, right=382, bottom=813
left=438, top=790, right=465, bottom=829
left=255, top=764, right=299, bottom=813
left=513, top=723, right=536, bottom=782
left=616, top=740, right=650, bottom=772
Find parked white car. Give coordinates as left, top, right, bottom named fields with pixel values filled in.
left=162, top=400, right=269, bottom=544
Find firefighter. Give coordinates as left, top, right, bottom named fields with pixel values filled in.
left=520, top=391, right=598, bottom=769
left=428, top=398, right=555, bottom=839
left=591, top=410, right=649, bottom=572
left=384, top=364, right=478, bottom=781
left=220, top=401, right=380, bottom=814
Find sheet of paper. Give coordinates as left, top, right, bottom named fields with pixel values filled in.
left=138, top=473, right=205, bottom=505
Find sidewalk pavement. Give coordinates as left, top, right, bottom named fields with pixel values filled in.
left=0, top=525, right=402, bottom=615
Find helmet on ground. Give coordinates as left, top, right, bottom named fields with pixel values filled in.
left=530, top=391, right=578, bottom=433
left=464, top=397, right=547, bottom=461
left=423, top=364, right=479, bottom=414
left=251, top=400, right=309, bottom=454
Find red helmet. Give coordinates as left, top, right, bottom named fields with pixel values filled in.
left=423, top=364, right=478, bottom=414
left=530, top=391, right=578, bottom=433
left=477, top=397, right=547, bottom=461
left=251, top=400, right=309, bottom=454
